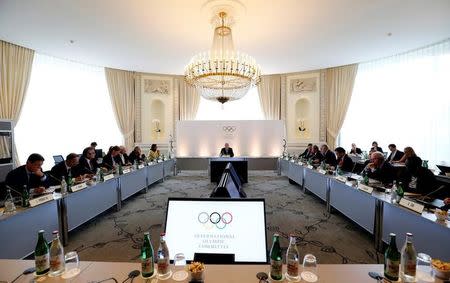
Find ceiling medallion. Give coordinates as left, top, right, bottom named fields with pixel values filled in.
left=184, top=7, right=261, bottom=104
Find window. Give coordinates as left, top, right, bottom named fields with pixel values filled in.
left=15, top=53, right=122, bottom=170
left=340, top=40, right=450, bottom=166
left=195, top=87, right=264, bottom=120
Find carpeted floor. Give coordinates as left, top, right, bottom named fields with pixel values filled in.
left=66, top=171, right=381, bottom=264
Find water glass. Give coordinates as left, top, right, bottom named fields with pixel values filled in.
left=301, top=254, right=318, bottom=282
left=416, top=253, right=434, bottom=282
left=172, top=253, right=188, bottom=281
left=61, top=251, right=80, bottom=279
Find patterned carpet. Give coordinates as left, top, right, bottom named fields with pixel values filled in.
left=66, top=171, right=381, bottom=264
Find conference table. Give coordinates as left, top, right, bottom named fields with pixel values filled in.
left=0, top=159, right=176, bottom=259
left=1, top=259, right=447, bottom=283
left=279, top=158, right=450, bottom=261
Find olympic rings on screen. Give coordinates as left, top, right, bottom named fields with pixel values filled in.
left=197, top=211, right=234, bottom=229
left=222, top=126, right=236, bottom=133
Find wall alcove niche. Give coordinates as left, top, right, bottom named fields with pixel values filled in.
left=295, top=98, right=311, bottom=139
left=150, top=99, right=165, bottom=141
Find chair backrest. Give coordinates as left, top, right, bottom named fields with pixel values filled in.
left=53, top=155, right=64, bottom=164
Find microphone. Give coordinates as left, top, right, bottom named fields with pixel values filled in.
left=46, top=172, right=63, bottom=183
left=5, top=184, right=22, bottom=196
left=83, top=166, right=95, bottom=174
left=417, top=185, right=446, bottom=201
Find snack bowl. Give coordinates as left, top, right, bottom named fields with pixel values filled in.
left=432, top=259, right=450, bottom=279
left=435, top=209, right=448, bottom=222
left=188, top=262, right=205, bottom=282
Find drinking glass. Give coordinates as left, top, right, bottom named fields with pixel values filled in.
left=301, top=254, right=318, bottom=282
left=61, top=251, right=80, bottom=279
left=416, top=253, right=433, bottom=282
left=172, top=253, right=188, bottom=281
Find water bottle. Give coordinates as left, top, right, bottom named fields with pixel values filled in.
left=157, top=233, right=171, bottom=277
left=60, top=178, right=67, bottom=196
left=391, top=182, right=398, bottom=203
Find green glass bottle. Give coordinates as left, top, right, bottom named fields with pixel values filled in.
left=396, top=182, right=404, bottom=199
left=119, top=163, right=123, bottom=175
left=35, top=230, right=50, bottom=275
left=67, top=171, right=74, bottom=193
left=141, top=232, right=155, bottom=278
left=384, top=233, right=400, bottom=281
left=269, top=233, right=283, bottom=280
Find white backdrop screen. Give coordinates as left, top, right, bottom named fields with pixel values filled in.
left=176, top=120, right=285, bottom=157
left=164, top=199, right=267, bottom=263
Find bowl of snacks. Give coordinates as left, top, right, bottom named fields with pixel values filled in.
left=188, top=261, right=205, bottom=282
left=435, top=209, right=448, bottom=222
left=432, top=259, right=450, bottom=279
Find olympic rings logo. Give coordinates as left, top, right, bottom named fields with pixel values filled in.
left=198, top=212, right=233, bottom=230
left=222, top=126, right=236, bottom=133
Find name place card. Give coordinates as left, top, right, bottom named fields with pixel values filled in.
left=317, top=169, right=327, bottom=175
left=358, top=184, right=374, bottom=194
left=148, top=162, right=154, bottom=166
left=345, top=181, right=355, bottom=187
left=307, top=165, right=314, bottom=170
left=298, top=161, right=304, bottom=166
left=399, top=198, right=424, bottom=214
left=336, top=176, right=347, bottom=183
left=290, top=159, right=295, bottom=163
left=122, top=168, right=131, bottom=174
left=103, top=174, right=114, bottom=181
left=71, top=182, right=87, bottom=192
left=138, top=164, right=145, bottom=169
left=30, top=194, right=54, bottom=207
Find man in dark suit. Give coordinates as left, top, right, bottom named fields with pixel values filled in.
left=116, top=146, right=131, bottom=166
left=102, top=145, right=121, bottom=170
left=364, top=152, right=395, bottom=185
left=74, top=147, right=98, bottom=176
left=50, top=153, right=80, bottom=184
left=387, top=144, right=404, bottom=162
left=369, top=141, right=383, bottom=154
left=5, top=153, right=47, bottom=195
left=349, top=143, right=362, bottom=155
left=335, top=147, right=355, bottom=172
left=300, top=143, right=313, bottom=159
left=311, top=145, right=324, bottom=163
left=220, top=143, right=234, bottom=157
left=320, top=144, right=337, bottom=167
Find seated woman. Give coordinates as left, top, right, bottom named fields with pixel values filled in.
left=128, top=146, right=146, bottom=164
left=148, top=144, right=160, bottom=161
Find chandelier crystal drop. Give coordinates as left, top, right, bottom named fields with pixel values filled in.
left=184, top=11, right=261, bottom=104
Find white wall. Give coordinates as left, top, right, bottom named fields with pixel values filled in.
left=176, top=120, right=285, bottom=157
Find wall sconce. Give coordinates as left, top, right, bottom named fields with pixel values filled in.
left=297, top=119, right=306, bottom=132
left=152, top=119, right=161, bottom=133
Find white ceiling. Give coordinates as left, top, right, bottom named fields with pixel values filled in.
left=1, top=0, right=449, bottom=75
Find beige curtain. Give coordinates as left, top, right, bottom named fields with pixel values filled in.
left=0, top=40, right=35, bottom=166
left=105, top=68, right=135, bottom=150
left=257, top=75, right=281, bottom=120
left=326, top=64, right=358, bottom=149
left=178, top=78, right=200, bottom=120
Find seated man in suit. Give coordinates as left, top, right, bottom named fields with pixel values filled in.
left=220, top=143, right=234, bottom=157
left=5, top=153, right=47, bottom=195
left=364, top=151, right=395, bottom=185
left=335, top=147, right=355, bottom=173
left=50, top=153, right=83, bottom=184
left=311, top=145, right=324, bottom=164
left=299, top=143, right=313, bottom=159
left=116, top=146, right=131, bottom=166
left=320, top=144, right=337, bottom=167
left=349, top=143, right=362, bottom=155
left=369, top=141, right=383, bottom=154
left=74, top=147, right=98, bottom=176
left=387, top=144, right=404, bottom=162
left=102, top=146, right=121, bottom=170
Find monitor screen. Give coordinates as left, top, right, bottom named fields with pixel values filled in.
left=164, top=198, right=267, bottom=263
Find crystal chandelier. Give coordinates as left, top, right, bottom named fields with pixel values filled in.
left=185, top=11, right=261, bottom=104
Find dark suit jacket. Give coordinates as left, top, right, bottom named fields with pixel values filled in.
left=50, top=161, right=74, bottom=184
left=337, top=154, right=355, bottom=173
left=311, top=151, right=324, bottom=162
left=128, top=152, right=145, bottom=164
left=220, top=147, right=234, bottom=157
left=366, top=161, right=395, bottom=185
left=414, top=167, right=437, bottom=195
left=5, top=165, right=47, bottom=194
left=350, top=147, right=362, bottom=155
left=323, top=150, right=338, bottom=167
left=371, top=146, right=383, bottom=153
left=74, top=156, right=98, bottom=176
left=102, top=153, right=117, bottom=170
left=300, top=149, right=313, bottom=159
left=387, top=150, right=404, bottom=162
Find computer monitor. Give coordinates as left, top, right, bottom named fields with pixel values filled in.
left=164, top=198, right=267, bottom=263
left=436, top=165, right=450, bottom=175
